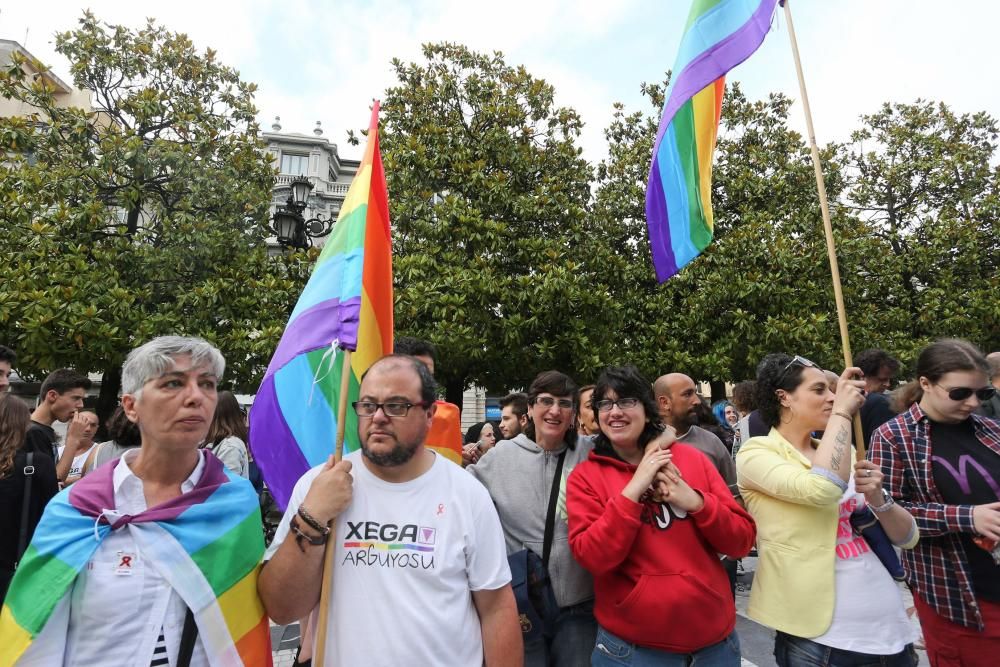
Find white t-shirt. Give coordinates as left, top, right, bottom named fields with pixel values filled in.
left=266, top=450, right=511, bottom=667
left=812, top=477, right=916, bottom=654
left=56, top=444, right=95, bottom=479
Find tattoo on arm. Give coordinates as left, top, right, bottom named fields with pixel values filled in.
left=829, top=424, right=851, bottom=472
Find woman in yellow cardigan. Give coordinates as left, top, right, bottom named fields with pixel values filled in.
left=736, top=354, right=920, bottom=667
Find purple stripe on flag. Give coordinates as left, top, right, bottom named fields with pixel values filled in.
left=265, top=296, right=363, bottom=377
left=646, top=160, right=679, bottom=281
left=248, top=375, right=311, bottom=509
left=68, top=453, right=230, bottom=522
left=653, top=0, right=777, bottom=149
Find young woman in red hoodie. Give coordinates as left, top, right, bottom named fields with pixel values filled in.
left=567, top=365, right=756, bottom=666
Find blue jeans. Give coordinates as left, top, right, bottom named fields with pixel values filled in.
left=774, top=632, right=919, bottom=667
left=524, top=600, right=598, bottom=667
left=591, top=626, right=741, bottom=666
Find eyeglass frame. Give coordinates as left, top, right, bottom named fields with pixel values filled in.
left=352, top=400, right=429, bottom=418
left=936, top=384, right=996, bottom=402
left=532, top=395, right=575, bottom=410
left=594, top=397, right=641, bottom=413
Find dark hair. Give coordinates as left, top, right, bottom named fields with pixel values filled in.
left=731, top=381, right=756, bottom=413
left=755, top=353, right=813, bottom=427
left=39, top=368, right=91, bottom=398
left=499, top=392, right=528, bottom=418
left=0, top=394, right=30, bottom=478
left=106, top=405, right=142, bottom=448
left=854, top=349, right=900, bottom=378
left=591, top=366, right=664, bottom=456
left=0, top=345, right=16, bottom=366
left=393, top=337, right=437, bottom=364
left=525, top=370, right=578, bottom=449
left=206, top=390, right=248, bottom=446
left=896, top=338, right=989, bottom=408
left=464, top=421, right=488, bottom=445
left=361, top=354, right=438, bottom=406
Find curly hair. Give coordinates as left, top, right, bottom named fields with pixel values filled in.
left=755, top=353, right=814, bottom=428
left=591, top=365, right=665, bottom=456
left=0, top=394, right=31, bottom=479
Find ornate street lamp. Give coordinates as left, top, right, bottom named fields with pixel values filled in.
left=271, top=177, right=335, bottom=249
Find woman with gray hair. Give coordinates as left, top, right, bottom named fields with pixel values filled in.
left=0, top=336, right=271, bottom=666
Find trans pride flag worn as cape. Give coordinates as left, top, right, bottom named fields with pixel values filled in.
left=251, top=103, right=393, bottom=508
left=0, top=453, right=271, bottom=666
left=646, top=0, right=779, bottom=282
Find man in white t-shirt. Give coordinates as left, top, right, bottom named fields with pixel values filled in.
left=56, top=409, right=99, bottom=484
left=259, top=354, right=521, bottom=667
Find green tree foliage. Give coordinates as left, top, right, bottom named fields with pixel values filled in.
left=593, top=81, right=866, bottom=388
left=379, top=43, right=617, bottom=403
left=841, top=100, right=1000, bottom=361
left=0, top=13, right=309, bottom=423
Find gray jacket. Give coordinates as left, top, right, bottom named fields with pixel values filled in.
left=467, top=433, right=594, bottom=607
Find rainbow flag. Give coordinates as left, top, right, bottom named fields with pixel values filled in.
left=251, top=102, right=393, bottom=508
left=0, top=454, right=270, bottom=665
left=646, top=0, right=779, bottom=282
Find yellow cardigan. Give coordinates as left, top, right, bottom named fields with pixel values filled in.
left=735, top=428, right=849, bottom=638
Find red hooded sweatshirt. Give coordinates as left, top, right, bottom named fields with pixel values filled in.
left=567, top=443, right=756, bottom=653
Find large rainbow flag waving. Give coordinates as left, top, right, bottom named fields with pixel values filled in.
left=251, top=102, right=393, bottom=508
left=0, top=454, right=271, bottom=665
left=646, top=0, right=779, bottom=282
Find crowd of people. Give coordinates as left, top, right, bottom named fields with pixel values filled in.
left=0, top=335, right=998, bottom=666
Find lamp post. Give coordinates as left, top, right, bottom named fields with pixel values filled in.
left=271, top=177, right=335, bottom=249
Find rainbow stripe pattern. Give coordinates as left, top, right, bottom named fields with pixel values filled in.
left=0, top=454, right=271, bottom=666
left=646, top=0, right=779, bottom=282
left=251, top=102, right=393, bottom=508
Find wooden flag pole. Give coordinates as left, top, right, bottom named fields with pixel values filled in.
left=783, top=0, right=867, bottom=458
left=313, top=348, right=353, bottom=665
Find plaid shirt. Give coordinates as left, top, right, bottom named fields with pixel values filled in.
left=869, top=403, right=1000, bottom=630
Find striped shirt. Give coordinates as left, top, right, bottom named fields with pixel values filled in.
left=869, top=402, right=1000, bottom=629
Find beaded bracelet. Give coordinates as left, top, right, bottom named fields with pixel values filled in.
left=297, top=504, right=331, bottom=534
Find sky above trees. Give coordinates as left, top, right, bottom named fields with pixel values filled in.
left=5, top=1, right=1000, bottom=164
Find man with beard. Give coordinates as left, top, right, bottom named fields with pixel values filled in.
left=260, top=355, right=521, bottom=667
left=653, top=373, right=738, bottom=498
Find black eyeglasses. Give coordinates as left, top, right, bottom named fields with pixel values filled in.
left=938, top=385, right=996, bottom=402
left=533, top=396, right=574, bottom=410
left=594, top=398, right=641, bottom=413
left=352, top=401, right=428, bottom=418
left=777, top=355, right=819, bottom=383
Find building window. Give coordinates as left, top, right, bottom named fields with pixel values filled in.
left=281, top=153, right=309, bottom=175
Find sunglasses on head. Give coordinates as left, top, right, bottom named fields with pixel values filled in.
left=939, top=385, right=996, bottom=402
left=776, top=355, right=819, bottom=383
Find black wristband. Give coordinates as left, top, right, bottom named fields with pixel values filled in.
left=297, top=505, right=331, bottom=534
left=291, top=516, right=328, bottom=552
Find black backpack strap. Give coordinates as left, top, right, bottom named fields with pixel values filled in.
left=541, top=450, right=567, bottom=570
left=16, top=452, right=35, bottom=565
left=177, top=607, right=199, bottom=667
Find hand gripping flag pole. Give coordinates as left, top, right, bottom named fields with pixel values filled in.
left=782, top=0, right=867, bottom=457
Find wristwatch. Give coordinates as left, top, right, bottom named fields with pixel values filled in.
left=870, top=489, right=895, bottom=513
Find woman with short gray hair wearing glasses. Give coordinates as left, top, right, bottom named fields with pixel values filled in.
left=736, top=353, right=920, bottom=667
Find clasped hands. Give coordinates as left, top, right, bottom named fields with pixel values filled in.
left=621, top=426, right=704, bottom=513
